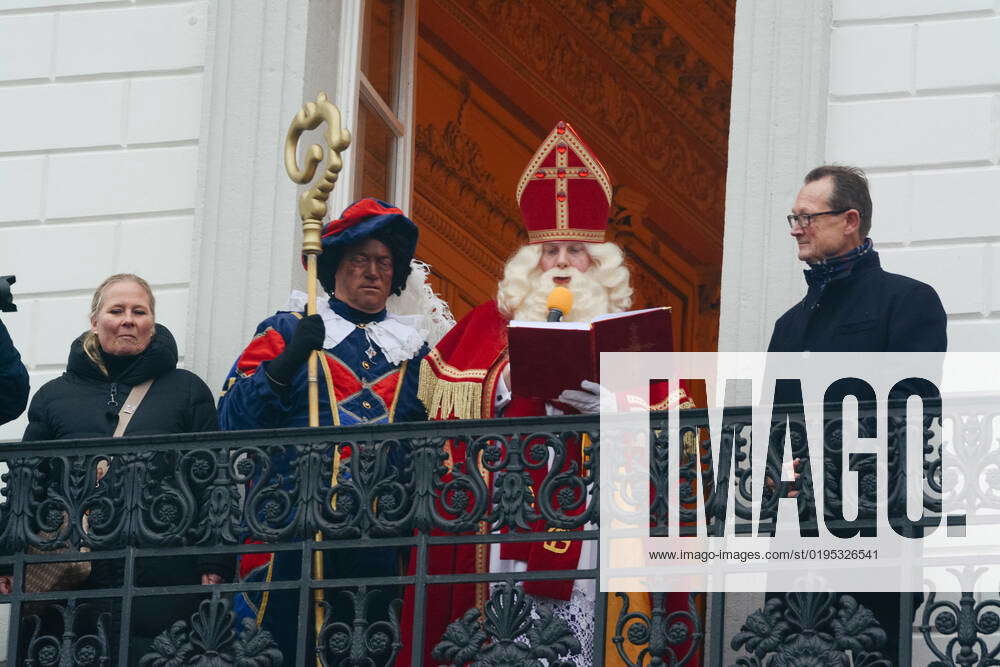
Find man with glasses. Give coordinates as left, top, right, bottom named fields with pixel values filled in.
left=766, top=165, right=946, bottom=661
left=219, top=197, right=441, bottom=430
left=218, top=197, right=454, bottom=662
left=768, top=164, right=946, bottom=353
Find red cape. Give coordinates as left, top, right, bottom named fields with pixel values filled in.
left=404, top=301, right=586, bottom=665
left=403, top=301, right=696, bottom=665
left=417, top=300, right=509, bottom=421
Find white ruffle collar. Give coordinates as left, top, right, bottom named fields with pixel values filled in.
left=282, top=291, right=425, bottom=365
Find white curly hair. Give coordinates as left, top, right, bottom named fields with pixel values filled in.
left=496, top=242, right=632, bottom=321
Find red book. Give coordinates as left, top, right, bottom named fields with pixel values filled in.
left=507, top=307, right=673, bottom=400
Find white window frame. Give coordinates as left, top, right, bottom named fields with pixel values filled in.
left=332, top=0, right=418, bottom=218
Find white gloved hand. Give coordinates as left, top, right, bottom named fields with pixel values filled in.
left=556, top=380, right=615, bottom=414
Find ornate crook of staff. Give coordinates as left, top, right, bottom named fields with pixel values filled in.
left=285, top=91, right=351, bottom=424
left=284, top=91, right=351, bottom=658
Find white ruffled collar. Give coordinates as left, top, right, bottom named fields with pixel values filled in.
left=282, top=291, right=425, bottom=365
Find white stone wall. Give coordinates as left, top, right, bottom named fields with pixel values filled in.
left=722, top=0, right=1000, bottom=355
left=0, top=0, right=329, bottom=658
left=0, top=0, right=208, bottom=441
left=828, top=2, right=1000, bottom=661
left=720, top=0, right=1000, bottom=662
left=829, top=0, right=1000, bottom=352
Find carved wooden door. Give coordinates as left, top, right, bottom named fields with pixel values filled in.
left=411, top=0, right=734, bottom=347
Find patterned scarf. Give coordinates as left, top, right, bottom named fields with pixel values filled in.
left=802, top=238, right=873, bottom=308
left=804, top=238, right=873, bottom=288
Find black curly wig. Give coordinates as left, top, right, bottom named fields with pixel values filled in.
left=317, top=223, right=414, bottom=297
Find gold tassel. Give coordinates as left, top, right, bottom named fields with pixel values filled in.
left=418, top=358, right=484, bottom=420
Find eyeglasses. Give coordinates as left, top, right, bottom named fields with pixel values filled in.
left=786, top=208, right=850, bottom=229
left=347, top=253, right=393, bottom=272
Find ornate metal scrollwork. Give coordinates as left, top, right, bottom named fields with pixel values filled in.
left=316, top=587, right=402, bottom=666
left=429, top=433, right=498, bottom=533
left=432, top=582, right=582, bottom=666
left=5, top=412, right=984, bottom=665
left=647, top=414, right=753, bottom=535
left=27, top=455, right=108, bottom=552
left=535, top=430, right=597, bottom=530
left=427, top=429, right=597, bottom=534
left=338, top=438, right=413, bottom=537
left=0, top=451, right=207, bottom=552
left=920, top=588, right=1000, bottom=666
left=83, top=450, right=206, bottom=549
left=731, top=592, right=889, bottom=666
left=22, top=599, right=110, bottom=666
left=685, top=404, right=945, bottom=535
left=239, top=439, right=417, bottom=543
left=140, top=596, right=282, bottom=666
left=0, top=456, right=46, bottom=553
left=240, top=443, right=337, bottom=542
left=647, top=412, right=751, bottom=533
left=481, top=433, right=543, bottom=531
left=186, top=448, right=242, bottom=547
left=408, top=435, right=479, bottom=534
left=939, top=409, right=1000, bottom=516
left=612, top=591, right=703, bottom=666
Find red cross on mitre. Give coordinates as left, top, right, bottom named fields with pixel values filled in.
left=515, top=121, right=613, bottom=244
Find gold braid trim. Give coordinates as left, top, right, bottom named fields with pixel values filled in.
left=388, top=360, right=408, bottom=422
left=650, top=388, right=696, bottom=411
left=254, top=554, right=276, bottom=627
left=417, top=357, right=484, bottom=420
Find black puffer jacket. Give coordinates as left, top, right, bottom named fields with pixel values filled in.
left=22, top=324, right=232, bottom=640
left=23, top=324, right=216, bottom=440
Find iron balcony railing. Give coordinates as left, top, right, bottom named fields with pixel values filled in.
left=0, top=407, right=993, bottom=666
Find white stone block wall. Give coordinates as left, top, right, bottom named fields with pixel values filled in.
left=828, top=1, right=1000, bottom=660
left=828, top=0, right=1000, bottom=354
left=0, top=0, right=208, bottom=442
left=719, top=1, right=1000, bottom=661
left=719, top=1, right=1000, bottom=662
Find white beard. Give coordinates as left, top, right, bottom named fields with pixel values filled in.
left=511, top=266, right=611, bottom=322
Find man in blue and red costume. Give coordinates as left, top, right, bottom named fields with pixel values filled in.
left=403, top=123, right=697, bottom=666
left=219, top=198, right=453, bottom=661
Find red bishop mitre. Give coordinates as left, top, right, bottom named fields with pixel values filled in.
left=515, top=121, right=613, bottom=244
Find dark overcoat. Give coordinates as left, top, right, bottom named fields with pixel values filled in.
left=767, top=251, right=947, bottom=353
left=765, top=248, right=945, bottom=662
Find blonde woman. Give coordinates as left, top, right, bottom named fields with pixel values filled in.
left=24, top=273, right=216, bottom=439
left=17, top=273, right=226, bottom=663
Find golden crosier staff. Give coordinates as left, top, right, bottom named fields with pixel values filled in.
left=284, top=91, right=351, bottom=658
left=285, top=91, right=351, bottom=424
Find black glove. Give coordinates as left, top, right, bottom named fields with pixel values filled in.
left=264, top=314, right=325, bottom=387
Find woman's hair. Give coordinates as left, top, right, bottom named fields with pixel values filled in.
left=496, top=242, right=632, bottom=318
left=83, top=273, right=156, bottom=375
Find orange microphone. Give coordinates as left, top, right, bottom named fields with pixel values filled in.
left=546, top=286, right=573, bottom=322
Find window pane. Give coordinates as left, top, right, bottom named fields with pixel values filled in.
left=356, top=99, right=394, bottom=202
left=361, top=0, right=401, bottom=112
